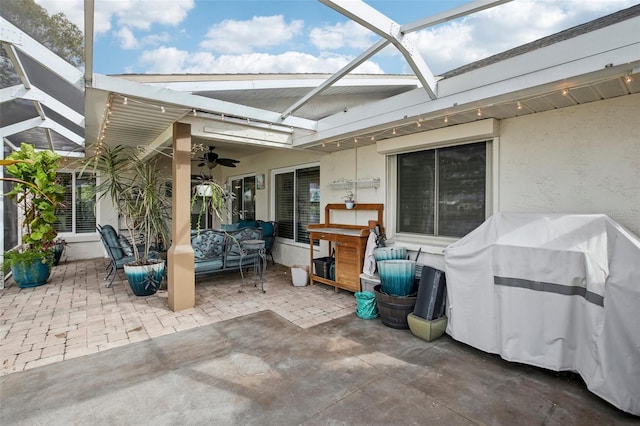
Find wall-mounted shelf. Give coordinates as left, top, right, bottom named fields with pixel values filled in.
left=329, top=178, right=380, bottom=190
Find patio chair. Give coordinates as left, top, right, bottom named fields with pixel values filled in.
left=257, top=220, right=278, bottom=265
left=97, top=225, right=158, bottom=287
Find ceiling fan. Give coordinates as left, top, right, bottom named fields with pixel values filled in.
left=194, top=146, right=240, bottom=169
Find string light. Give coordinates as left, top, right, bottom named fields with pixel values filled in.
left=354, top=137, right=358, bottom=143
left=444, top=116, right=448, bottom=123
left=370, top=136, right=375, bottom=141
left=624, top=74, right=633, bottom=84
left=476, top=108, right=482, bottom=117
left=392, top=128, right=396, bottom=135
left=322, top=142, right=325, bottom=147
left=337, top=141, right=340, bottom=147
left=416, top=121, right=421, bottom=127
left=561, top=88, right=569, bottom=96
left=192, top=109, right=197, bottom=116
left=517, top=101, right=523, bottom=110
left=160, top=106, right=166, bottom=113
left=123, top=97, right=128, bottom=105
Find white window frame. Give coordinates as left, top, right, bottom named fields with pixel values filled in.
left=55, top=170, right=98, bottom=237
left=270, top=161, right=320, bottom=248
left=228, top=172, right=257, bottom=222
left=379, top=119, right=499, bottom=253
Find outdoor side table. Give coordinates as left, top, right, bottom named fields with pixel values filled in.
left=239, top=239, right=266, bottom=293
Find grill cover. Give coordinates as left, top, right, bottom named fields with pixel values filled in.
left=444, top=212, right=640, bottom=415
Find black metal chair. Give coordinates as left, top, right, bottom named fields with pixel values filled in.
left=257, top=220, right=278, bottom=265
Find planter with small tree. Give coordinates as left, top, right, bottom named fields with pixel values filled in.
left=1, top=143, right=65, bottom=288
left=83, top=145, right=171, bottom=296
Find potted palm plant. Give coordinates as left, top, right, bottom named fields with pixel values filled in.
left=1, top=143, right=65, bottom=288
left=83, top=145, right=171, bottom=296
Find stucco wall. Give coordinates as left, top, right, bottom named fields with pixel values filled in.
left=66, top=93, right=639, bottom=267
left=498, top=93, right=640, bottom=235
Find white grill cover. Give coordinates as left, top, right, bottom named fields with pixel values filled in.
left=444, top=212, right=640, bottom=415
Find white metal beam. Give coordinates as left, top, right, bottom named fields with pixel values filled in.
left=401, top=0, right=513, bottom=33
left=0, top=117, right=44, bottom=138
left=91, top=73, right=317, bottom=131
left=185, top=115, right=293, bottom=146
left=281, top=38, right=390, bottom=119
left=2, top=43, right=31, bottom=89
left=293, top=17, right=640, bottom=146
left=41, top=119, right=84, bottom=144
left=319, top=0, right=437, bottom=99
left=142, top=75, right=419, bottom=92
left=0, top=17, right=84, bottom=89
left=84, top=0, right=95, bottom=87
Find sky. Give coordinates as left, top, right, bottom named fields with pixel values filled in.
left=35, top=0, right=638, bottom=76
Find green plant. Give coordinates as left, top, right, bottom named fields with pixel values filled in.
left=342, top=190, right=355, bottom=202
left=191, top=179, right=232, bottom=234
left=1, top=143, right=64, bottom=267
left=82, top=145, right=170, bottom=264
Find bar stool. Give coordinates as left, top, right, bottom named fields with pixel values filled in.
left=239, top=239, right=266, bottom=293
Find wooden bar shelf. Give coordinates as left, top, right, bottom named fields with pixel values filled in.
left=307, top=203, right=384, bottom=293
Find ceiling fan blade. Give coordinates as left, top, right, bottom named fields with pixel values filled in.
left=217, top=158, right=240, bottom=167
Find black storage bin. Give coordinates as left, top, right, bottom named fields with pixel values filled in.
left=413, top=265, right=447, bottom=321
left=313, top=256, right=335, bottom=280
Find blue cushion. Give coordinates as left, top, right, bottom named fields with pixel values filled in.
left=259, top=221, right=274, bottom=237
left=238, top=219, right=258, bottom=229
left=220, top=223, right=239, bottom=231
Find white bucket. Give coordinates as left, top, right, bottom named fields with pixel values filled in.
left=291, top=265, right=309, bottom=287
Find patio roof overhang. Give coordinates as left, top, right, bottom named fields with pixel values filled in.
left=81, top=2, right=640, bottom=160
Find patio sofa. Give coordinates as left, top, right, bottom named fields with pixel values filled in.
left=191, top=226, right=264, bottom=279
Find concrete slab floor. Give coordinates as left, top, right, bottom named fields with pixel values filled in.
left=1, top=310, right=637, bottom=425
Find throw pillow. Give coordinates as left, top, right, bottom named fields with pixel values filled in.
left=259, top=221, right=274, bottom=237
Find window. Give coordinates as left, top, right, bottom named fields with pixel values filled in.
left=231, top=175, right=256, bottom=222
left=273, top=165, right=320, bottom=244
left=54, top=172, right=96, bottom=234
left=397, top=142, right=487, bottom=238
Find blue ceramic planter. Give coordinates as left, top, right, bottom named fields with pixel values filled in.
left=377, top=259, right=416, bottom=296
left=373, top=246, right=407, bottom=261
left=12, top=256, right=53, bottom=288
left=124, top=261, right=165, bottom=296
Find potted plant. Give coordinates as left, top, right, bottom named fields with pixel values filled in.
left=342, top=190, right=356, bottom=209
left=83, top=145, right=170, bottom=296
left=190, top=143, right=233, bottom=233
left=1, top=143, right=65, bottom=288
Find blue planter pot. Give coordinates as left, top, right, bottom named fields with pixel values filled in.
left=11, top=256, right=53, bottom=288
left=377, top=259, right=416, bottom=296
left=52, top=243, right=65, bottom=266
left=124, top=261, right=165, bottom=296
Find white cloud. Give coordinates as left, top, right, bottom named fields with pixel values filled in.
left=200, top=15, right=303, bottom=54
left=35, top=0, right=194, bottom=34
left=412, top=0, right=638, bottom=75
left=114, top=27, right=139, bottom=50
left=111, top=0, right=195, bottom=31
left=309, top=20, right=376, bottom=51
left=139, top=47, right=384, bottom=74
left=34, top=0, right=84, bottom=29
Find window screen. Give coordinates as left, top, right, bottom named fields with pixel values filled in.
left=397, top=142, right=486, bottom=238
left=274, top=165, right=319, bottom=244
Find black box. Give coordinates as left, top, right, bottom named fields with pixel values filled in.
left=313, top=256, right=335, bottom=280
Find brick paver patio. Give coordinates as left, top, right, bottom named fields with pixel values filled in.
left=0, top=258, right=355, bottom=376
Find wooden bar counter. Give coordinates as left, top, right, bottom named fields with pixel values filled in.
left=307, top=203, right=384, bottom=293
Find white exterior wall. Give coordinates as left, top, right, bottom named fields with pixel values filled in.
left=499, top=94, right=640, bottom=235
left=64, top=94, right=639, bottom=268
